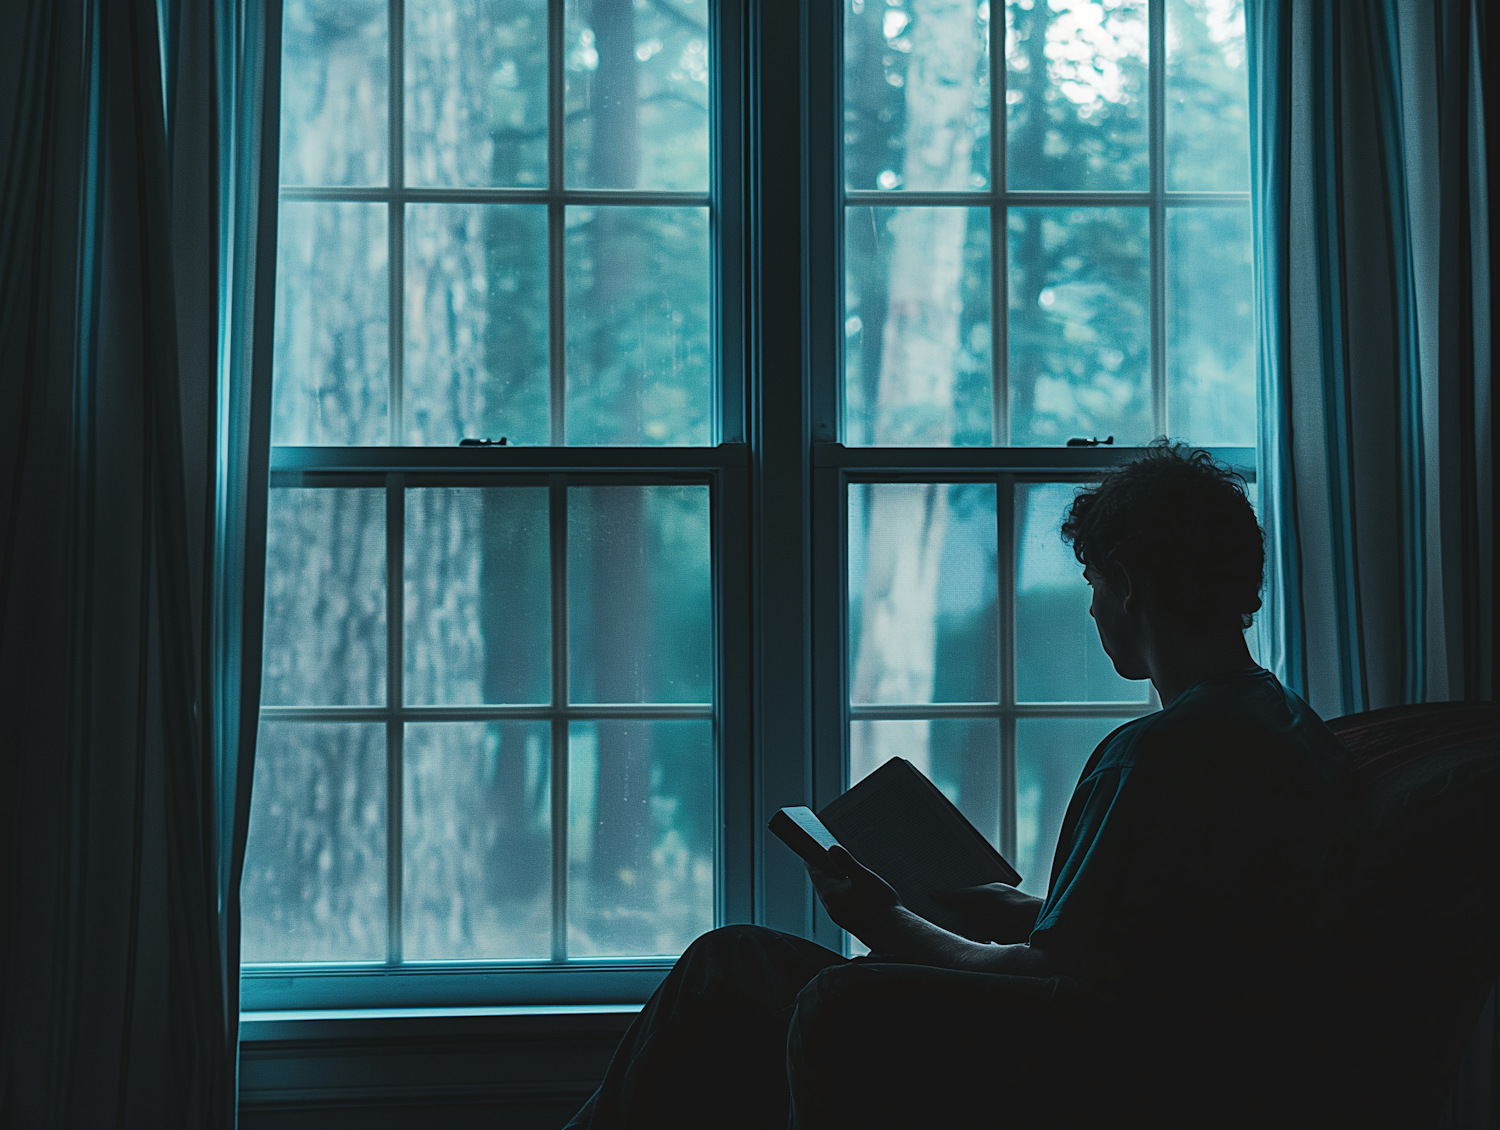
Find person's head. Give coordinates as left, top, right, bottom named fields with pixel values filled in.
left=1061, top=443, right=1263, bottom=672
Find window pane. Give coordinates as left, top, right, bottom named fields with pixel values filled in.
left=262, top=488, right=387, bottom=706
left=405, top=487, right=550, bottom=705
left=1007, top=207, right=1151, bottom=445
left=567, top=720, right=714, bottom=956
left=565, top=207, right=710, bottom=446
left=1166, top=0, right=1249, bottom=190
left=843, top=208, right=993, bottom=446
left=849, top=482, right=998, bottom=720
left=1015, top=716, right=1129, bottom=896
left=568, top=485, right=712, bottom=703
left=242, top=722, right=388, bottom=961
left=1014, top=482, right=1148, bottom=703
left=405, top=0, right=548, bottom=188
left=843, top=0, right=991, bottom=192
left=1166, top=207, right=1254, bottom=445
left=564, top=0, right=709, bottom=191
left=280, top=0, right=388, bottom=187
left=404, top=204, right=549, bottom=446
left=404, top=722, right=552, bottom=959
left=850, top=720, right=1000, bottom=850
left=272, top=201, right=390, bottom=445
left=1005, top=0, right=1148, bottom=190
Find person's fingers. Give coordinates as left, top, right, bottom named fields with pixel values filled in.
left=827, top=845, right=881, bottom=889
left=808, top=849, right=849, bottom=880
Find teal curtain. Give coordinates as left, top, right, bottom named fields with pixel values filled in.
left=0, top=0, right=278, bottom=1124
left=1249, top=0, right=1491, bottom=718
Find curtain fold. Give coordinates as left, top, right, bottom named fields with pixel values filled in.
left=1250, top=0, right=1492, bottom=719
left=0, top=0, right=278, bottom=1125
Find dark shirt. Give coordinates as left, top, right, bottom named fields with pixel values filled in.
left=1029, top=667, right=1347, bottom=992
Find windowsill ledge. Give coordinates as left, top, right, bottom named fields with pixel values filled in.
left=241, top=1003, right=641, bottom=1044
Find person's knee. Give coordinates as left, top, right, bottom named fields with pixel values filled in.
left=679, top=923, right=782, bottom=965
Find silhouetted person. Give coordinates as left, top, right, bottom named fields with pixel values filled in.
left=563, top=445, right=1347, bottom=1129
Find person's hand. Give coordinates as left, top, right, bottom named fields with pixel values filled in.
left=929, top=882, right=1043, bottom=944
left=806, top=845, right=903, bottom=949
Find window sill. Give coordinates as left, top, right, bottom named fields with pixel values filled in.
left=240, top=961, right=672, bottom=1011
left=241, top=1003, right=642, bottom=1043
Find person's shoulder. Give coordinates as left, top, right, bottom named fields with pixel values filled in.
left=1079, top=713, right=1162, bottom=778
left=1138, top=668, right=1347, bottom=779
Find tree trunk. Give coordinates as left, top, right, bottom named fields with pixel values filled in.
left=585, top=0, right=652, bottom=917
left=850, top=0, right=978, bottom=782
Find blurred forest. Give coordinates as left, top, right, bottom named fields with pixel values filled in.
left=844, top=0, right=1251, bottom=882
left=243, top=0, right=1253, bottom=962
left=245, top=0, right=715, bottom=963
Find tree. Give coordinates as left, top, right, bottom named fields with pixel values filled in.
left=849, top=0, right=981, bottom=783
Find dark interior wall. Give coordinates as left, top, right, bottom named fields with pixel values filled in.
left=239, top=1011, right=632, bottom=1130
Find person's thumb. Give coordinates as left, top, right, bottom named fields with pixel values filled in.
left=827, top=844, right=867, bottom=882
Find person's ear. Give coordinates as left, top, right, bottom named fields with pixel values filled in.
left=1115, top=562, right=1138, bottom=615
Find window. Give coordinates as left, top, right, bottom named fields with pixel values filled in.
left=242, top=0, right=744, bottom=1008
left=822, top=0, right=1254, bottom=921
left=241, top=0, right=1255, bottom=1003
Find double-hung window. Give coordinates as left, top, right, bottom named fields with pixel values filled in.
left=241, top=0, right=1256, bottom=1003
left=814, top=0, right=1255, bottom=919
left=243, top=0, right=745, bottom=1007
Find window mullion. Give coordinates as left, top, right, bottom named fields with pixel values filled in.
left=548, top=0, right=566, bottom=447
left=1148, top=0, right=1167, bottom=438
left=549, top=475, right=569, bottom=962
left=385, top=474, right=406, bottom=966
left=390, top=0, right=406, bottom=444
left=996, top=475, right=1017, bottom=861
left=991, top=8, right=1008, bottom=447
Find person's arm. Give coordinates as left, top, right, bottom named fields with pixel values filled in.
left=930, top=883, right=1044, bottom=944
left=808, top=845, right=1054, bottom=977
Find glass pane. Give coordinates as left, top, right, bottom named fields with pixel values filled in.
left=843, top=208, right=993, bottom=446
left=1166, top=207, right=1254, bottom=445
left=1005, top=0, right=1148, bottom=190
left=405, top=487, right=550, bottom=705
left=569, top=485, right=711, bottom=703
left=850, top=720, right=1000, bottom=850
left=849, top=483, right=998, bottom=719
left=280, top=0, right=388, bottom=187
left=1015, top=482, right=1148, bottom=702
left=565, top=207, right=710, bottom=446
left=843, top=0, right=991, bottom=192
left=404, top=204, right=549, bottom=446
left=262, top=488, right=387, bottom=706
left=1166, top=0, right=1249, bottom=190
left=567, top=720, right=714, bottom=956
left=405, top=0, right=548, bottom=188
left=564, top=0, right=709, bottom=191
left=1007, top=207, right=1151, bottom=445
left=404, top=722, right=552, bottom=959
left=272, top=201, right=390, bottom=445
left=242, top=722, right=387, bottom=962
left=1015, top=716, right=1131, bottom=897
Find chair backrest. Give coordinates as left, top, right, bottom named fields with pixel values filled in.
left=1313, top=704, right=1500, bottom=1127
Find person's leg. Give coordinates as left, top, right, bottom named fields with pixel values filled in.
left=787, top=961, right=1096, bottom=1130
left=565, top=925, right=846, bottom=1130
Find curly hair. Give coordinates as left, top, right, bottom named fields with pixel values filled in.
left=1060, top=442, right=1264, bottom=631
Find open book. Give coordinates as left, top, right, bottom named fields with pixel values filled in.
left=768, top=757, right=1022, bottom=939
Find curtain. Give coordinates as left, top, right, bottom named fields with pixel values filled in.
left=1248, top=3, right=1494, bottom=1125
left=1249, top=0, right=1491, bottom=720
left=0, top=0, right=278, bottom=1124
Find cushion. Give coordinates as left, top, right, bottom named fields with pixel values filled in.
left=1308, top=704, right=1500, bottom=1128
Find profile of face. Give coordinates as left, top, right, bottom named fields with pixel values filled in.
left=1084, top=564, right=1149, bottom=681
